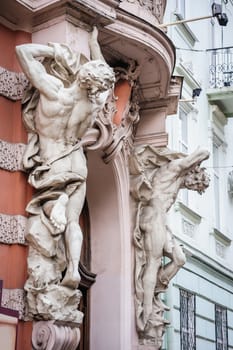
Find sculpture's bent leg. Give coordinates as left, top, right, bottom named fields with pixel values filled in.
left=141, top=208, right=167, bottom=326
left=156, top=232, right=186, bottom=292
left=61, top=182, right=86, bottom=289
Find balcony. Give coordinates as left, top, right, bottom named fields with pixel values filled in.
left=207, top=46, right=233, bottom=117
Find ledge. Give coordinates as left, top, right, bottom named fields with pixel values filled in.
left=175, top=236, right=233, bottom=282
left=212, top=227, right=232, bottom=245
left=207, top=87, right=233, bottom=118
left=174, top=201, right=202, bottom=224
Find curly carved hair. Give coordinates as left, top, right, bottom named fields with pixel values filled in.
left=183, top=165, right=210, bottom=194
left=77, top=59, right=115, bottom=91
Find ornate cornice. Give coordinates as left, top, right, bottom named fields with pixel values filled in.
left=1, top=288, right=27, bottom=320
left=0, top=67, right=29, bottom=101
left=0, top=139, right=26, bottom=172
left=32, top=321, right=81, bottom=350
left=119, top=0, right=167, bottom=24
left=0, top=213, right=27, bottom=245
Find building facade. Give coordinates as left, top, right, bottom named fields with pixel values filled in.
left=164, top=1, right=233, bottom=349
left=0, top=1, right=232, bottom=350
left=0, top=1, right=181, bottom=349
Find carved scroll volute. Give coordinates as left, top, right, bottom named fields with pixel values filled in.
left=32, top=321, right=80, bottom=350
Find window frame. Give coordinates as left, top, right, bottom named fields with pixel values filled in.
left=180, top=289, right=196, bottom=350
left=178, top=106, right=189, bottom=206
left=215, top=304, right=228, bottom=350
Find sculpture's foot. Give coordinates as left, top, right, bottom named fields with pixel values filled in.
left=50, top=194, right=69, bottom=233
left=143, top=304, right=152, bottom=326
left=61, top=266, right=81, bottom=289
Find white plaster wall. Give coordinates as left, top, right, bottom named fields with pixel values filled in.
left=164, top=0, right=233, bottom=348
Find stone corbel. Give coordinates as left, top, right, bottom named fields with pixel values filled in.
left=32, top=321, right=81, bottom=350
left=0, top=67, right=29, bottom=101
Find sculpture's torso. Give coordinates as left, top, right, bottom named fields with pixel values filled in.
left=151, top=162, right=183, bottom=213
left=34, top=82, right=97, bottom=177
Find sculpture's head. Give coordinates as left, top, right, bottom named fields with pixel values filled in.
left=77, top=59, right=115, bottom=99
left=183, top=165, right=210, bottom=194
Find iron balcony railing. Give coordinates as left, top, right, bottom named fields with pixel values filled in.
left=208, top=46, right=233, bottom=88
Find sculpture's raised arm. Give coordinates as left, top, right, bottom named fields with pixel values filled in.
left=89, top=26, right=106, bottom=62
left=175, top=147, right=209, bottom=172
left=15, top=44, right=62, bottom=99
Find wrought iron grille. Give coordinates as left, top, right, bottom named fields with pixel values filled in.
left=215, top=304, right=228, bottom=350
left=180, top=289, right=196, bottom=350
left=209, top=46, right=233, bottom=88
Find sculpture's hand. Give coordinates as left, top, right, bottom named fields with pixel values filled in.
left=89, top=26, right=105, bottom=61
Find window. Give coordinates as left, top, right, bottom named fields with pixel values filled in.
left=179, top=107, right=189, bottom=205
left=210, top=106, right=227, bottom=232
left=213, top=142, right=220, bottom=229
left=176, top=0, right=185, bottom=18
left=215, top=304, right=228, bottom=350
left=179, top=108, right=188, bottom=154
left=180, top=289, right=196, bottom=350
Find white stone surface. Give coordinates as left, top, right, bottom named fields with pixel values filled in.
left=16, top=27, right=115, bottom=322
left=130, top=145, right=209, bottom=345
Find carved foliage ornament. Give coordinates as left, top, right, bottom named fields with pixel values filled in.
left=83, top=60, right=140, bottom=162
left=119, top=0, right=167, bottom=22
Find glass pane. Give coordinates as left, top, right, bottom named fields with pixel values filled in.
left=180, top=290, right=196, bottom=350
left=215, top=305, right=228, bottom=350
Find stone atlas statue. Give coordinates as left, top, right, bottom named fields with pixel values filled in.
left=130, top=145, right=210, bottom=346
left=16, top=27, right=115, bottom=322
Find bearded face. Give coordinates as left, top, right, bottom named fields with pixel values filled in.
left=182, top=165, right=210, bottom=194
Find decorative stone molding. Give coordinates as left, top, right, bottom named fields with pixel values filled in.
left=0, top=139, right=26, bottom=172
left=83, top=61, right=140, bottom=162
left=32, top=321, right=81, bottom=350
left=1, top=288, right=27, bottom=320
left=0, top=67, right=29, bottom=101
left=119, top=0, right=167, bottom=23
left=182, top=218, right=195, bottom=238
left=0, top=213, right=27, bottom=245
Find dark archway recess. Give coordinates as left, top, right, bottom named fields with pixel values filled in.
left=78, top=200, right=96, bottom=350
